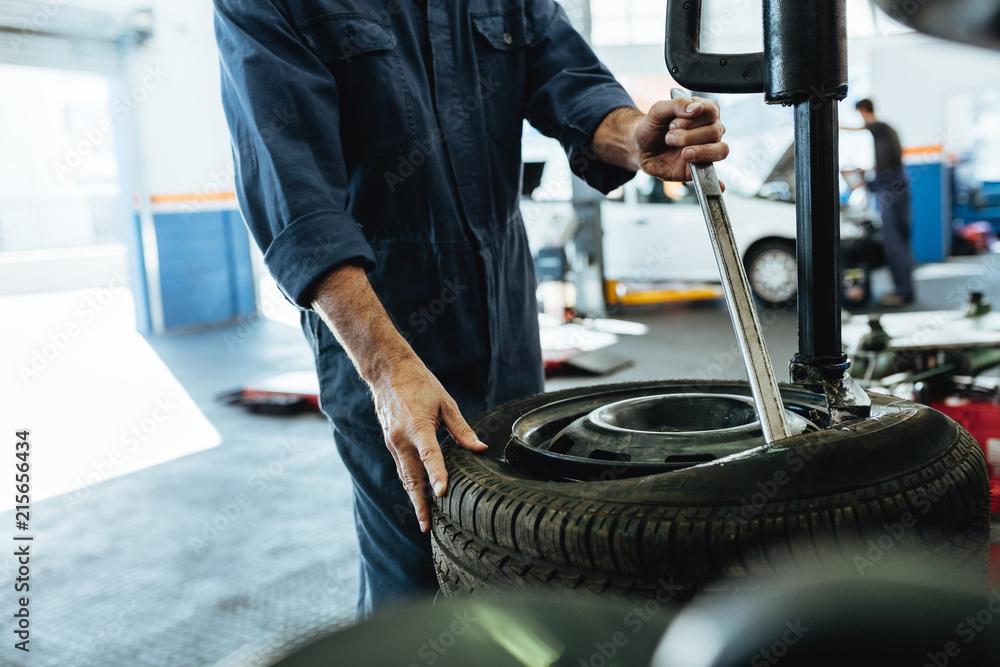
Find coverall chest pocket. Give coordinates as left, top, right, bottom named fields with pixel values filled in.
left=471, top=9, right=528, bottom=144
left=299, top=13, right=415, bottom=157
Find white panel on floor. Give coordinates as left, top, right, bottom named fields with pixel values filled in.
left=0, top=288, right=221, bottom=511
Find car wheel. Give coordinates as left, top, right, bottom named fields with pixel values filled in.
left=744, top=241, right=797, bottom=306
left=432, top=380, right=991, bottom=601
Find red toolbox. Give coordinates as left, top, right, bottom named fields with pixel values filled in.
left=930, top=398, right=1000, bottom=515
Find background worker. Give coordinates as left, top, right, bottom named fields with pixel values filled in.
left=846, top=98, right=915, bottom=307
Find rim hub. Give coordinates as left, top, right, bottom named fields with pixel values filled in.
left=506, top=388, right=822, bottom=482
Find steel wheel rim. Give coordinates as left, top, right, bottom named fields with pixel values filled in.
left=505, top=386, right=824, bottom=482
left=749, top=248, right=797, bottom=303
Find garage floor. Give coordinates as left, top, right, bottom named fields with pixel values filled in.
left=6, top=259, right=1000, bottom=666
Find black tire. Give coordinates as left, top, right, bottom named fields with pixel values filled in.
left=744, top=240, right=797, bottom=306
left=431, top=380, right=991, bottom=601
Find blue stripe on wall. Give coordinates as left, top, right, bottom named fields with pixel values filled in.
left=153, top=209, right=255, bottom=329
left=224, top=210, right=256, bottom=317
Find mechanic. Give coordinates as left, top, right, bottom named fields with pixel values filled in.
left=848, top=98, right=915, bottom=307
left=214, top=0, right=728, bottom=616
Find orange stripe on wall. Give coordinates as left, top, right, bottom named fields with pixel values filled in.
left=150, top=191, right=237, bottom=204
left=902, top=145, right=942, bottom=156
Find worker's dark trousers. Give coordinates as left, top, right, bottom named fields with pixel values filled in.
left=870, top=168, right=915, bottom=301
left=330, top=421, right=440, bottom=618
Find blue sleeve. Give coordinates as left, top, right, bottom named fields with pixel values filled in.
left=523, top=1, right=638, bottom=194
left=215, top=0, right=376, bottom=308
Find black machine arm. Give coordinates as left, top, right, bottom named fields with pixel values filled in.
left=664, top=0, right=763, bottom=94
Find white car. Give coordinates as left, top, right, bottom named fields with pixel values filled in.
left=602, top=175, right=810, bottom=304
left=521, top=140, right=881, bottom=307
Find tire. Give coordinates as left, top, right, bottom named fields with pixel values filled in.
left=431, top=380, right=991, bottom=601
left=744, top=240, right=797, bottom=306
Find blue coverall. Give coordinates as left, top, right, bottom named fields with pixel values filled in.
left=215, top=0, right=636, bottom=615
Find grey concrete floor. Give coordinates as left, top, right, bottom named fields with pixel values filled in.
left=6, top=259, right=1000, bottom=666
left=1, top=318, right=358, bottom=667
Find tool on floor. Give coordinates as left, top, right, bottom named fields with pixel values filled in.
left=217, top=371, right=321, bottom=416
left=671, top=88, right=791, bottom=444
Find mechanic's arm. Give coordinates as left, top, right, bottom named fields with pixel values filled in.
left=522, top=1, right=726, bottom=192
left=216, top=0, right=481, bottom=533
left=309, top=266, right=485, bottom=533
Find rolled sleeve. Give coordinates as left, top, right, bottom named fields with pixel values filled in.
left=215, top=0, right=375, bottom=308
left=264, top=210, right=376, bottom=307
left=524, top=1, right=637, bottom=194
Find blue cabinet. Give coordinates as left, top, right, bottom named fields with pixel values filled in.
left=152, top=209, right=256, bottom=329
left=906, top=161, right=950, bottom=263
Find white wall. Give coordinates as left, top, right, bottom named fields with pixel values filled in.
left=864, top=35, right=1000, bottom=150
left=72, top=0, right=234, bottom=197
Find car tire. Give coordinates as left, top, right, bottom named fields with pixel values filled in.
left=431, top=380, right=991, bottom=601
left=744, top=240, right=798, bottom=306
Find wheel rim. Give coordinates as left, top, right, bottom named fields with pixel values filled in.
left=749, top=248, right=797, bottom=303
left=506, top=386, right=824, bottom=482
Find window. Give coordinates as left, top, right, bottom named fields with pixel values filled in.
left=0, top=64, right=121, bottom=253
left=590, top=0, right=667, bottom=47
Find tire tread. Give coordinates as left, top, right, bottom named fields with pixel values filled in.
left=433, top=391, right=992, bottom=600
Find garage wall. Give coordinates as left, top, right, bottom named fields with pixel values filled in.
left=64, top=0, right=252, bottom=330
left=595, top=2, right=1000, bottom=158
left=65, top=0, right=1000, bottom=207
left=51, top=0, right=1000, bottom=330
left=73, top=0, right=234, bottom=195
left=865, top=36, right=1000, bottom=149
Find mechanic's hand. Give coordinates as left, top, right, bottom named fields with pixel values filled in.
left=634, top=96, right=728, bottom=184
left=370, top=355, right=487, bottom=533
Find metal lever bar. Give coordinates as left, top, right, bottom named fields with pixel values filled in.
left=671, top=88, right=791, bottom=444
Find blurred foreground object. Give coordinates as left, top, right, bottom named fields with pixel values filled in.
left=270, top=594, right=674, bottom=666
left=874, top=0, right=1000, bottom=50
left=653, top=567, right=1000, bottom=667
